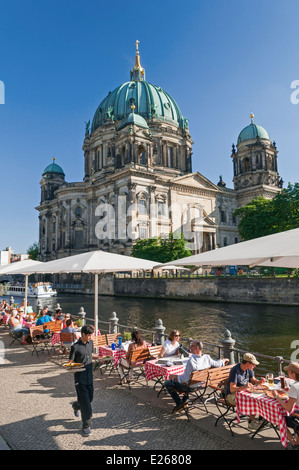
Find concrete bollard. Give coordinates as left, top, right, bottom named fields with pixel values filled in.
left=77, top=307, right=86, bottom=326
left=36, top=300, right=42, bottom=315
left=220, top=329, right=236, bottom=364
left=155, top=319, right=166, bottom=345
left=109, top=311, right=119, bottom=334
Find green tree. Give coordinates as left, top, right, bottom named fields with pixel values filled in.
left=234, top=183, right=299, bottom=240
left=27, top=242, right=39, bottom=260
left=132, top=233, right=192, bottom=263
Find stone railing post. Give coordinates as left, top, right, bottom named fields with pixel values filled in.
left=155, top=319, right=166, bottom=345
left=220, top=329, right=236, bottom=364
left=77, top=307, right=86, bottom=326
left=10, top=296, right=14, bottom=306
left=275, top=356, right=284, bottom=375
left=36, top=300, right=42, bottom=315
left=109, top=311, right=119, bottom=334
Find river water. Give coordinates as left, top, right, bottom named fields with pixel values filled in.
left=7, top=293, right=299, bottom=363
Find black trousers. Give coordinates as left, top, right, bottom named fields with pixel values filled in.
left=73, top=382, right=94, bottom=428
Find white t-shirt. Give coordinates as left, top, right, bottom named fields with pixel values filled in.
left=288, top=381, right=299, bottom=407
left=162, top=339, right=179, bottom=357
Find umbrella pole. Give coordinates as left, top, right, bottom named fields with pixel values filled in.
left=24, top=275, right=28, bottom=318
left=94, top=273, right=98, bottom=336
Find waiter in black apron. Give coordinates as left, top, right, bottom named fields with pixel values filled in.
left=69, top=324, right=96, bottom=436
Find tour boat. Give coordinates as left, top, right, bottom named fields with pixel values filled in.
left=0, top=282, right=57, bottom=298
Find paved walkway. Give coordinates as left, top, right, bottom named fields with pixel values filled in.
left=0, top=328, right=288, bottom=451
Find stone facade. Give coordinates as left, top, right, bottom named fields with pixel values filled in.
left=36, top=48, right=281, bottom=261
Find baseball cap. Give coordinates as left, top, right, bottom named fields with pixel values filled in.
left=284, top=363, right=299, bottom=374
left=243, top=352, right=259, bottom=365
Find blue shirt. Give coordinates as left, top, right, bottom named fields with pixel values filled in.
left=226, top=363, right=254, bottom=396
left=36, top=315, right=53, bottom=332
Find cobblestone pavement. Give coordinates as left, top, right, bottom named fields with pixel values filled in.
left=0, top=328, right=286, bottom=451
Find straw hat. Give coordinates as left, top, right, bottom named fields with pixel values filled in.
left=284, top=363, right=299, bottom=375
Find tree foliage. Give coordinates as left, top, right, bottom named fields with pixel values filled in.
left=234, top=183, right=299, bottom=240
left=132, top=233, right=192, bottom=263
left=27, top=242, right=38, bottom=260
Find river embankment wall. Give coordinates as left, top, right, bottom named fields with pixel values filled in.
left=97, top=276, right=299, bottom=306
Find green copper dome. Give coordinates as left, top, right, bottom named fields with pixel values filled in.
left=91, top=80, right=186, bottom=133
left=237, top=115, right=270, bottom=144
left=91, top=43, right=187, bottom=133
left=42, top=160, right=65, bottom=177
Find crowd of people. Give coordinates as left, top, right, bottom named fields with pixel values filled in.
left=1, top=303, right=298, bottom=449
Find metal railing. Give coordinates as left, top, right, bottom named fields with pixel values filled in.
left=59, top=303, right=292, bottom=376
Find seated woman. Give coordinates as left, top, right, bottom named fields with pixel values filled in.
left=8, top=309, right=30, bottom=342
left=158, top=330, right=181, bottom=358
left=117, top=330, right=147, bottom=384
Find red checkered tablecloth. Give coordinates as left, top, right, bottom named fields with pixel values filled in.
left=235, top=390, right=297, bottom=448
left=145, top=359, right=186, bottom=382
left=98, top=345, right=126, bottom=366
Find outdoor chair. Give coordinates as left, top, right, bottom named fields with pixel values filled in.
left=105, top=333, right=121, bottom=346
left=147, top=345, right=164, bottom=391
left=118, top=347, right=150, bottom=390
left=148, top=345, right=163, bottom=359
left=167, top=368, right=211, bottom=419
left=59, top=332, right=75, bottom=355
left=29, top=326, right=52, bottom=356
left=8, top=327, right=24, bottom=346
left=205, top=364, right=236, bottom=435
left=92, top=335, right=114, bottom=374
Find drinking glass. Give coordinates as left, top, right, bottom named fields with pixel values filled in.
left=267, top=373, right=274, bottom=387
left=279, top=372, right=286, bottom=389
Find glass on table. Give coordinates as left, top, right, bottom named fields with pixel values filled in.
left=266, top=373, right=274, bottom=387
left=279, top=372, right=286, bottom=389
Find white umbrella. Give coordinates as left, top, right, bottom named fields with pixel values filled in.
left=10, top=251, right=158, bottom=334
left=0, top=259, right=43, bottom=312
left=154, top=228, right=299, bottom=269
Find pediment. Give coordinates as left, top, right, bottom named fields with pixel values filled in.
left=171, top=172, right=219, bottom=192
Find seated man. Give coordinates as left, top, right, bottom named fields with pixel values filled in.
left=58, top=319, right=79, bottom=354
left=36, top=307, right=53, bottom=334
left=225, top=352, right=265, bottom=430
left=164, top=340, right=229, bottom=413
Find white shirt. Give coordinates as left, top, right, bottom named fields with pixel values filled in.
left=177, top=354, right=225, bottom=384
left=288, top=381, right=299, bottom=407
left=162, top=339, right=179, bottom=357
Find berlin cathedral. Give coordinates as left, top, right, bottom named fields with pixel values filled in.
left=37, top=42, right=282, bottom=261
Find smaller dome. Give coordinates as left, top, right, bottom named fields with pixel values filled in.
left=117, top=111, right=149, bottom=131
left=42, top=159, right=65, bottom=177
left=237, top=122, right=270, bottom=144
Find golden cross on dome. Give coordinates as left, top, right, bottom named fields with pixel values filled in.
left=250, top=113, right=254, bottom=123
left=52, top=157, right=56, bottom=162
left=135, top=40, right=140, bottom=53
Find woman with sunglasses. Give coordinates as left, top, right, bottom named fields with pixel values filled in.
left=159, top=330, right=181, bottom=358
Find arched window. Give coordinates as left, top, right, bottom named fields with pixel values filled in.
left=167, top=146, right=174, bottom=167
left=138, top=145, right=146, bottom=165
left=220, top=210, right=227, bottom=223
left=244, top=157, right=250, bottom=173
left=139, top=199, right=147, bottom=215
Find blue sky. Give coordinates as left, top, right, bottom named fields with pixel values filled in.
left=1, top=0, right=299, bottom=253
